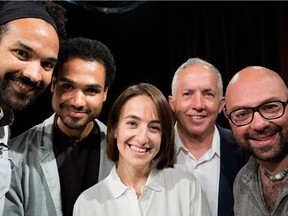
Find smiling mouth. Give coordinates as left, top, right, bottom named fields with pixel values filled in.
left=11, top=79, right=34, bottom=94
left=129, top=145, right=150, bottom=153
left=66, top=110, right=87, bottom=118
left=251, top=136, right=271, bottom=141
left=192, top=115, right=205, bottom=119
left=250, top=131, right=277, bottom=141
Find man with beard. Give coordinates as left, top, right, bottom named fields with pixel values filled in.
left=224, top=66, right=288, bottom=215
left=0, top=1, right=66, bottom=215
left=4, top=37, right=116, bottom=216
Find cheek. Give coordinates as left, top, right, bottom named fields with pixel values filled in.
left=116, top=130, right=133, bottom=154
left=52, top=91, right=68, bottom=108
left=279, top=113, right=288, bottom=127
left=151, top=133, right=162, bottom=149
left=207, top=101, right=221, bottom=112
left=90, top=94, right=106, bottom=106
left=42, top=72, right=53, bottom=87
left=116, top=128, right=131, bottom=144
left=231, top=125, right=247, bottom=139
left=174, top=100, right=190, bottom=112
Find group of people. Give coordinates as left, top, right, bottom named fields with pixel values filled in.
left=0, top=1, right=287, bottom=216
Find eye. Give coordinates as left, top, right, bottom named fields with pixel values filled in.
left=261, top=102, right=281, bottom=113
left=203, top=91, right=215, bottom=98
left=41, top=61, right=55, bottom=71
left=62, top=83, right=73, bottom=90
left=149, top=124, right=161, bottom=133
left=86, top=88, right=99, bottom=94
left=126, top=120, right=137, bottom=127
left=233, top=109, right=251, bottom=120
left=14, top=50, right=29, bottom=60
left=182, top=91, right=191, bottom=97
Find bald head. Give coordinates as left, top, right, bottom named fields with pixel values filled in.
left=228, top=66, right=287, bottom=90
left=225, top=66, right=288, bottom=112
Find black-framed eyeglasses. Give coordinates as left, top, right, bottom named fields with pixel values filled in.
left=226, top=100, right=288, bottom=127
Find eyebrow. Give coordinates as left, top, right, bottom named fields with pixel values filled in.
left=230, top=97, right=284, bottom=111
left=124, top=114, right=161, bottom=124
left=17, top=41, right=58, bottom=63
left=58, top=77, right=104, bottom=89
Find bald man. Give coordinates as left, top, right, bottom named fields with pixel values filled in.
left=224, top=66, right=288, bottom=215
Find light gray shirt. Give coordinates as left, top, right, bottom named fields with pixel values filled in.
left=0, top=124, right=10, bottom=216
left=0, top=106, right=14, bottom=216
left=234, top=157, right=288, bottom=216
left=4, top=114, right=113, bottom=216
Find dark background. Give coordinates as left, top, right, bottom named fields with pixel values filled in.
left=10, top=1, right=288, bottom=138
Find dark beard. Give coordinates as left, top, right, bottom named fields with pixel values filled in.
left=0, top=73, right=45, bottom=111
left=237, top=126, right=288, bottom=163
left=60, top=115, right=94, bottom=130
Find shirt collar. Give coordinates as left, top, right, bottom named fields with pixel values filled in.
left=174, top=122, right=221, bottom=157
left=212, top=125, right=221, bottom=157
left=109, top=165, right=163, bottom=199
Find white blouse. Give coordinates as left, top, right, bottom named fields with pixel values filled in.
left=73, top=165, right=211, bottom=216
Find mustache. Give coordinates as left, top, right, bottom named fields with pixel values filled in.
left=6, top=73, right=44, bottom=91
left=61, top=103, right=90, bottom=113
left=246, top=126, right=280, bottom=140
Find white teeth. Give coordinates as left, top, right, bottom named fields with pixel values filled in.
left=192, top=116, right=204, bottom=119
left=130, top=145, right=146, bottom=153
left=14, top=80, right=32, bottom=91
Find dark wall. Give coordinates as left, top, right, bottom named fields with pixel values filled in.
left=10, top=1, right=288, bottom=138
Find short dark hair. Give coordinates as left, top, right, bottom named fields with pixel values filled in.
left=36, top=1, right=67, bottom=39
left=106, top=83, right=175, bottom=170
left=54, top=37, right=116, bottom=90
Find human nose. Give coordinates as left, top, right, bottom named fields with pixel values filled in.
left=22, top=61, right=43, bottom=83
left=137, top=126, right=149, bottom=145
left=70, top=90, right=86, bottom=107
left=250, top=111, right=270, bottom=130
left=192, top=94, right=205, bottom=110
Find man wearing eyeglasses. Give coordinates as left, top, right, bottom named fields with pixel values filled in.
left=224, top=66, right=288, bottom=215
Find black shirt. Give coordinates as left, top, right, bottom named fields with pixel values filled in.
left=53, top=120, right=101, bottom=216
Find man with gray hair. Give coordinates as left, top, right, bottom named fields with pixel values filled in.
left=169, top=57, right=249, bottom=216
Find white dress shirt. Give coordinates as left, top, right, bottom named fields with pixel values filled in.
left=73, top=165, right=211, bottom=216
left=0, top=108, right=11, bottom=216
left=174, top=124, right=220, bottom=216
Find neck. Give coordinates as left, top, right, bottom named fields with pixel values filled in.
left=116, top=162, right=149, bottom=198
left=56, top=117, right=94, bottom=142
left=177, top=125, right=214, bottom=160
left=259, top=156, right=288, bottom=182
left=259, top=155, right=288, bottom=174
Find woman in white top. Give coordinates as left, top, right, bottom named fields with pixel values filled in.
left=73, top=83, right=211, bottom=216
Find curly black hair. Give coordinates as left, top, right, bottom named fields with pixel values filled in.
left=33, top=0, right=67, bottom=39
left=54, top=37, right=116, bottom=90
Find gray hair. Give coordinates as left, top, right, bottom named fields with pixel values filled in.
left=171, top=57, right=223, bottom=98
